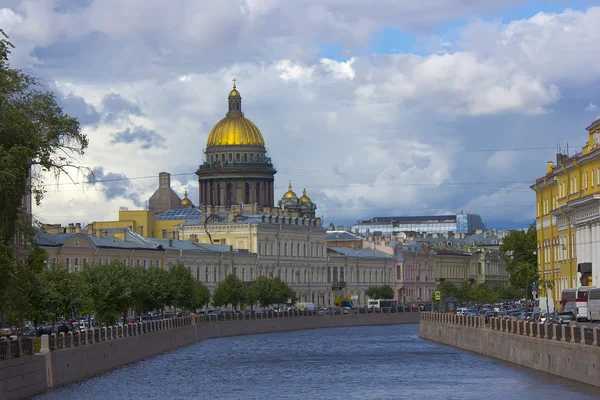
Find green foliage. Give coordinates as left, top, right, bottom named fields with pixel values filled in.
left=365, top=285, right=395, bottom=300
left=0, top=31, right=87, bottom=319
left=439, top=281, right=523, bottom=305
left=500, top=224, right=538, bottom=299
left=0, top=30, right=88, bottom=245
left=1, top=259, right=210, bottom=327
left=213, top=274, right=248, bottom=309
left=251, top=276, right=274, bottom=308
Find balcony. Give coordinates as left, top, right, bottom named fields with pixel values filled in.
left=332, top=281, right=346, bottom=290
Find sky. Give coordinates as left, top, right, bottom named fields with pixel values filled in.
left=2, top=0, right=600, bottom=231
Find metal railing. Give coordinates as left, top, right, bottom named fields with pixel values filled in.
left=0, top=337, right=35, bottom=360
left=28, top=308, right=416, bottom=356
left=420, top=312, right=600, bottom=347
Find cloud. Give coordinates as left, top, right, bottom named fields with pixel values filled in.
left=101, top=93, right=143, bottom=124
left=6, top=3, right=598, bottom=230
left=86, top=166, right=143, bottom=207
left=586, top=103, right=598, bottom=111
left=109, top=127, right=166, bottom=149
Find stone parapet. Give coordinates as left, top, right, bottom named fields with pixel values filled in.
left=419, top=312, right=600, bottom=388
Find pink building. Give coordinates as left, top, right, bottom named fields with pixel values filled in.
left=395, top=242, right=436, bottom=305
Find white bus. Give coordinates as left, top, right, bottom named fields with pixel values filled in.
left=588, top=288, right=600, bottom=322
left=562, top=286, right=594, bottom=321
left=367, top=299, right=398, bottom=309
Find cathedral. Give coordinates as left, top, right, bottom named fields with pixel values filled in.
left=75, top=83, right=395, bottom=306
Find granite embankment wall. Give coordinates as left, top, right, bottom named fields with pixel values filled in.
left=419, top=312, right=600, bottom=387
left=2, top=311, right=420, bottom=399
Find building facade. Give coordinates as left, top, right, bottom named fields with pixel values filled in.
left=532, top=118, right=600, bottom=303
left=394, top=242, right=436, bottom=305
left=351, top=212, right=485, bottom=237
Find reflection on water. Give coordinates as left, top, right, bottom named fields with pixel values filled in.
left=33, top=324, right=600, bottom=400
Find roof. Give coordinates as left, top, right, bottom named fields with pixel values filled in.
left=326, top=231, right=362, bottom=241
left=358, top=215, right=458, bottom=224
left=156, top=208, right=201, bottom=221
left=34, top=229, right=239, bottom=254
left=433, top=248, right=472, bottom=257
left=178, top=213, right=326, bottom=231
left=327, top=247, right=392, bottom=259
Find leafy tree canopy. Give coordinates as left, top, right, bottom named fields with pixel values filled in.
left=365, top=285, right=394, bottom=300
left=499, top=224, right=538, bottom=299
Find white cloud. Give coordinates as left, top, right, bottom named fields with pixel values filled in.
left=586, top=103, right=598, bottom=111
left=0, top=2, right=594, bottom=228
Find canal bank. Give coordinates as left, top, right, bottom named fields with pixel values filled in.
left=2, top=312, right=419, bottom=400
left=419, top=312, right=600, bottom=388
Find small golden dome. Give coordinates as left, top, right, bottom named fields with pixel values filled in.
left=181, top=191, right=192, bottom=207
left=300, top=188, right=312, bottom=204
left=283, top=181, right=298, bottom=199
left=206, top=83, right=266, bottom=147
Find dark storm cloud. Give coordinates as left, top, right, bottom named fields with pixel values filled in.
left=101, top=93, right=143, bottom=123
left=86, top=166, right=142, bottom=206
left=109, top=127, right=166, bottom=149
left=59, top=93, right=102, bottom=126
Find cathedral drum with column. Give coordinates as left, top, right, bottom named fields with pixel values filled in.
left=196, top=82, right=277, bottom=208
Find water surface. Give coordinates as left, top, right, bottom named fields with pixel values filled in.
left=33, top=324, right=600, bottom=399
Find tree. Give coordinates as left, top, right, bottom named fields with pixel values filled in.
left=0, top=30, right=87, bottom=317
left=365, top=285, right=395, bottom=300
left=251, top=276, right=276, bottom=309
left=499, top=224, right=538, bottom=300
left=0, top=30, right=88, bottom=245
left=168, top=264, right=196, bottom=311
left=83, top=262, right=131, bottom=325
left=271, top=277, right=296, bottom=306
left=213, top=274, right=248, bottom=309
left=538, top=277, right=554, bottom=313
left=190, top=281, right=211, bottom=311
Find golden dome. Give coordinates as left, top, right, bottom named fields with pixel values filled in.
left=206, top=115, right=265, bottom=147
left=206, top=83, right=266, bottom=147
left=283, top=181, right=298, bottom=199
left=300, top=188, right=312, bottom=203
left=181, top=191, right=192, bottom=207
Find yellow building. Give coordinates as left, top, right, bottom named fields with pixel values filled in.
left=532, top=118, right=600, bottom=305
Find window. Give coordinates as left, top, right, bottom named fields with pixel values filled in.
left=586, top=171, right=589, bottom=189
left=143, top=260, right=147, bottom=269
left=123, top=259, right=127, bottom=266
left=236, top=153, right=240, bottom=161
left=162, top=229, right=168, bottom=238
left=251, top=153, right=254, bottom=161
left=74, top=258, right=79, bottom=273
left=65, top=257, right=71, bottom=272
left=136, top=260, right=140, bottom=266
left=574, top=177, right=577, bottom=192
left=228, top=153, right=232, bottom=162
left=291, top=242, right=294, bottom=257
left=593, top=169, right=595, bottom=188
left=297, top=243, right=300, bottom=256
left=105, top=258, right=109, bottom=264
left=82, top=257, right=87, bottom=265
left=157, top=260, right=160, bottom=268
left=243, top=153, right=248, bottom=162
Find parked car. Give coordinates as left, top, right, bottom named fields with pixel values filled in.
left=556, top=311, right=576, bottom=325
left=0, top=323, right=12, bottom=337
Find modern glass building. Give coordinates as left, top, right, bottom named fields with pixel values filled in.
left=351, top=212, right=485, bottom=236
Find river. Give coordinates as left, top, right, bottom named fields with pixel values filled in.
left=32, top=324, right=599, bottom=399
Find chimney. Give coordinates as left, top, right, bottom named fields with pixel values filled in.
left=546, top=161, right=554, bottom=174
left=337, top=225, right=344, bottom=231
left=75, top=223, right=81, bottom=233
left=158, top=172, right=171, bottom=188
left=68, top=223, right=75, bottom=233
left=556, top=153, right=567, bottom=167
